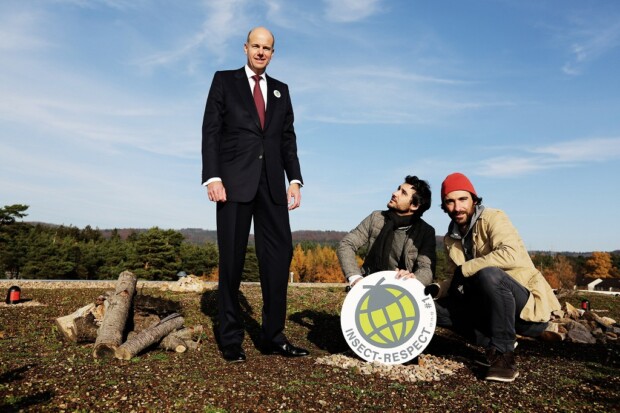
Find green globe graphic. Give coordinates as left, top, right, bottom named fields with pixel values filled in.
left=355, top=278, right=419, bottom=348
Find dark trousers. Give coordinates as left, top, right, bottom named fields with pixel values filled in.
left=435, top=267, right=548, bottom=353
left=216, top=165, right=293, bottom=349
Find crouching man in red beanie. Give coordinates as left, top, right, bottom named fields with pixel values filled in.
left=434, top=172, right=561, bottom=382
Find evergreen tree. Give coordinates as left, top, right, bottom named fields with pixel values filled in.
left=22, top=226, right=76, bottom=279
left=98, top=230, right=131, bottom=279
left=0, top=204, right=31, bottom=278
left=0, top=204, right=28, bottom=226
left=0, top=222, right=31, bottom=278
left=180, top=241, right=218, bottom=276
left=77, top=240, right=104, bottom=280
left=242, top=246, right=260, bottom=282
left=434, top=248, right=450, bottom=282
left=130, top=227, right=183, bottom=280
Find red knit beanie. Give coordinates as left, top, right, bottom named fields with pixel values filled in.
left=441, top=172, right=477, bottom=199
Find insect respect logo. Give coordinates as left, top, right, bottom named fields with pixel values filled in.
left=340, top=271, right=436, bottom=365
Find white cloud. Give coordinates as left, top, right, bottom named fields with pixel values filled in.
left=477, top=156, right=548, bottom=177
left=532, top=137, right=620, bottom=162
left=476, top=137, right=620, bottom=177
left=265, top=0, right=321, bottom=31
left=0, top=9, right=49, bottom=51
left=0, top=53, right=197, bottom=159
left=49, top=0, right=141, bottom=10
left=323, top=0, right=383, bottom=23
left=561, top=62, right=580, bottom=76
left=279, top=61, right=508, bottom=125
left=137, top=0, right=249, bottom=69
left=561, top=17, right=620, bottom=75
left=344, top=67, right=470, bottom=86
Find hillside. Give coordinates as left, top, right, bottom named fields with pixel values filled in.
left=103, top=228, right=447, bottom=248
left=98, top=228, right=350, bottom=246
left=26, top=222, right=618, bottom=254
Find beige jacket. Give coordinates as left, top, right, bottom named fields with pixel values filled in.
left=439, top=208, right=560, bottom=322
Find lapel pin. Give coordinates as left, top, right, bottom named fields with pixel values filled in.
left=273, top=90, right=281, bottom=98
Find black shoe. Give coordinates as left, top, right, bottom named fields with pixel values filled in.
left=262, top=341, right=309, bottom=357
left=476, top=342, right=518, bottom=367
left=222, top=345, right=246, bottom=362
left=485, top=351, right=519, bottom=382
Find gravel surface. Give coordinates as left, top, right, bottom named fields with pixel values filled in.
left=316, top=353, right=465, bottom=382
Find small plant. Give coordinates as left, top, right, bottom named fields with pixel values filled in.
left=388, top=382, right=407, bottom=392
left=203, top=405, right=227, bottom=413
left=150, top=353, right=168, bottom=361
left=310, top=371, right=326, bottom=379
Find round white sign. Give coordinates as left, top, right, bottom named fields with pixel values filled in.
left=340, top=271, right=436, bottom=365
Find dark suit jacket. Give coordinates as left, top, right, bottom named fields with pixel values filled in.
left=202, top=67, right=303, bottom=205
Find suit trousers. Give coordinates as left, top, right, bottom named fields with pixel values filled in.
left=216, top=163, right=293, bottom=348
left=434, top=267, right=548, bottom=353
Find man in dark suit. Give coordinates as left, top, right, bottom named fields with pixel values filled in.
left=202, top=27, right=308, bottom=362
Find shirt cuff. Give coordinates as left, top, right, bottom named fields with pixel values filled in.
left=290, top=179, right=302, bottom=187
left=347, top=274, right=363, bottom=286
left=203, top=177, right=222, bottom=187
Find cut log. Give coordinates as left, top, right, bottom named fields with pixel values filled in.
left=57, top=309, right=160, bottom=344
left=93, top=271, right=138, bottom=358
left=168, top=325, right=204, bottom=341
left=115, top=313, right=185, bottom=360
left=74, top=312, right=99, bottom=342
left=184, top=341, right=199, bottom=351
left=55, top=303, right=96, bottom=342
left=159, top=335, right=188, bottom=353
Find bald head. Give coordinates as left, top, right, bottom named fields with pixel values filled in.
left=247, top=27, right=275, bottom=49
left=244, top=27, right=275, bottom=75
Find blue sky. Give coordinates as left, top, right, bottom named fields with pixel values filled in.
left=1, top=0, right=619, bottom=252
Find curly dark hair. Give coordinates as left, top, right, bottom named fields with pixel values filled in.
left=404, top=175, right=432, bottom=217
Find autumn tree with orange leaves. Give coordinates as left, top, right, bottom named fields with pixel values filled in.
left=542, top=255, right=576, bottom=289
left=289, top=244, right=306, bottom=282
left=584, top=251, right=614, bottom=279
left=289, top=244, right=351, bottom=283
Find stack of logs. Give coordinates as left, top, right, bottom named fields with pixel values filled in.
left=55, top=271, right=202, bottom=360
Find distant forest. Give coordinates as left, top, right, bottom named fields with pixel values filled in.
left=98, top=227, right=349, bottom=248
left=2, top=204, right=619, bottom=287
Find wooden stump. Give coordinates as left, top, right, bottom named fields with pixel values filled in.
left=168, top=325, right=204, bottom=341
left=93, top=271, right=137, bottom=358
left=115, top=314, right=185, bottom=360
left=73, top=312, right=100, bottom=342
left=159, top=335, right=188, bottom=353
left=157, top=325, right=204, bottom=353
left=55, top=303, right=96, bottom=342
